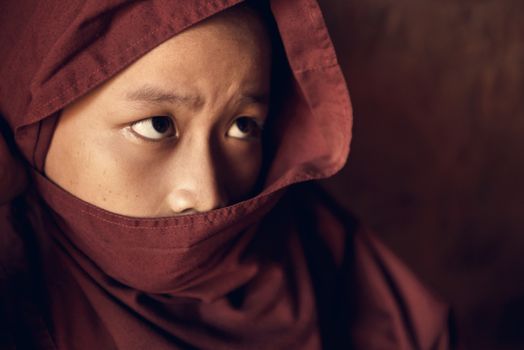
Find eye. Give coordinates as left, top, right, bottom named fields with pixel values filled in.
left=227, top=117, right=263, bottom=140
left=130, top=116, right=176, bottom=141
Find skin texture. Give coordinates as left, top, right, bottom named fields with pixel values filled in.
left=44, top=6, right=271, bottom=217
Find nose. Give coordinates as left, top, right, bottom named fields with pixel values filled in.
left=165, top=136, right=227, bottom=215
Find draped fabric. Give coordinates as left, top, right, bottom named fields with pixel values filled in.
left=0, top=0, right=451, bottom=349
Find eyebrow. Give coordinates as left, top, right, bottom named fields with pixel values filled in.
left=125, top=85, right=203, bottom=106
left=125, top=85, right=269, bottom=107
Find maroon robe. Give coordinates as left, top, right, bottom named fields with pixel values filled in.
left=0, top=0, right=452, bottom=348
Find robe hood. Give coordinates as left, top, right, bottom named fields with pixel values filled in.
left=0, top=0, right=352, bottom=291
left=0, top=0, right=352, bottom=287
left=0, top=0, right=352, bottom=189
left=0, top=1, right=357, bottom=349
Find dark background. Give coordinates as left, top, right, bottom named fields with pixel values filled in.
left=317, top=1, right=524, bottom=349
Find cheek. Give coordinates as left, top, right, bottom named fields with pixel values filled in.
left=81, top=136, right=174, bottom=214
left=45, top=125, right=165, bottom=215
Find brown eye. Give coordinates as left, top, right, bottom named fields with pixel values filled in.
left=151, top=116, right=171, bottom=133
left=227, top=117, right=263, bottom=140
left=130, top=116, right=176, bottom=141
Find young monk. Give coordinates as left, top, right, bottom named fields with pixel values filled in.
left=0, top=0, right=453, bottom=349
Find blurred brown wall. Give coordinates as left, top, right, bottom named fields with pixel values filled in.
left=317, top=1, right=524, bottom=349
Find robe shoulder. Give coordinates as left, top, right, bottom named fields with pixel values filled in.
left=0, top=202, right=56, bottom=350
left=288, top=182, right=454, bottom=350
left=0, top=203, right=25, bottom=350
left=1, top=186, right=455, bottom=349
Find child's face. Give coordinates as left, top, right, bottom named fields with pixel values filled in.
left=44, top=8, right=271, bottom=217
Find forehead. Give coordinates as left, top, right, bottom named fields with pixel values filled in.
left=103, top=5, right=272, bottom=100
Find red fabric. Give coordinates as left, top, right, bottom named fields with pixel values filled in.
left=0, top=0, right=451, bottom=349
